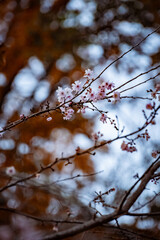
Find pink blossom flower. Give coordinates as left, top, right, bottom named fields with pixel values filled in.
left=121, top=141, right=128, bottom=151
left=151, top=91, right=157, bottom=99
left=77, top=106, right=86, bottom=114
left=107, top=82, right=115, bottom=90
left=88, top=91, right=97, bottom=102
left=56, top=86, right=66, bottom=103
left=6, top=166, right=16, bottom=176
left=84, top=69, right=93, bottom=79
left=63, top=108, right=74, bottom=120
left=72, top=80, right=82, bottom=93
left=113, top=91, right=120, bottom=101
left=80, top=95, right=87, bottom=102
left=47, top=117, right=52, bottom=121
left=96, top=89, right=106, bottom=100
left=64, top=87, right=73, bottom=100
left=100, top=113, right=107, bottom=123
left=91, top=131, right=103, bottom=142
left=146, top=103, right=153, bottom=110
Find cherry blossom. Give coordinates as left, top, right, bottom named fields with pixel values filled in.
left=56, top=86, right=66, bottom=103
left=84, top=69, right=93, bottom=79
left=6, top=166, right=16, bottom=176
left=151, top=151, right=158, bottom=158
left=100, top=113, right=107, bottom=123
left=77, top=106, right=87, bottom=114
left=47, top=117, right=52, bottom=121
left=72, top=80, right=82, bottom=93
left=91, top=131, right=103, bottom=142
left=64, top=87, right=73, bottom=100
left=63, top=108, right=74, bottom=120
left=113, top=91, right=120, bottom=102
left=121, top=141, right=137, bottom=153
left=146, top=103, right=153, bottom=110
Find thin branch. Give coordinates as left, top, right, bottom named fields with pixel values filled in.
left=0, top=27, right=160, bottom=134
left=0, top=207, right=83, bottom=224
left=119, top=158, right=160, bottom=213
left=127, top=211, right=160, bottom=217
left=1, top=105, right=159, bottom=193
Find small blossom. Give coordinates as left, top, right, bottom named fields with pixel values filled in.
left=91, top=131, right=103, bottom=142
left=35, top=173, right=40, bottom=178
left=77, top=106, right=86, bottom=114
left=145, top=129, right=150, bottom=141
left=56, top=86, right=66, bottom=103
left=96, top=90, right=106, bottom=100
left=107, top=82, right=115, bottom=90
left=88, top=91, right=97, bottom=102
left=155, top=83, right=160, bottom=92
left=53, top=225, right=58, bottom=232
left=121, top=141, right=128, bottom=151
left=20, top=114, right=25, bottom=119
left=84, top=69, right=93, bottom=79
left=151, top=91, right=157, bottom=99
left=146, top=103, right=153, bottom=110
left=113, top=91, right=120, bottom=102
left=100, top=113, right=107, bottom=123
left=47, top=117, right=52, bottom=121
left=72, top=80, right=82, bottom=93
left=63, top=108, right=74, bottom=120
left=6, top=166, right=16, bottom=176
left=121, top=141, right=137, bottom=153
left=80, top=95, right=87, bottom=102
left=64, top=87, right=73, bottom=100
left=151, top=151, right=158, bottom=158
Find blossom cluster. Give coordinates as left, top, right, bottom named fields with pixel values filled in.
left=91, top=131, right=103, bottom=142
left=121, top=141, right=137, bottom=153
left=151, top=83, right=160, bottom=100
left=56, top=69, right=119, bottom=120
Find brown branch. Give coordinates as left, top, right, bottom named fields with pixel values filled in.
left=40, top=157, right=160, bottom=240
left=0, top=105, right=159, bottom=193
left=0, top=207, right=83, bottom=224
left=96, top=26, right=160, bottom=79
left=119, top=157, right=160, bottom=213
left=127, top=211, right=160, bottom=217
left=0, top=27, right=160, bottom=134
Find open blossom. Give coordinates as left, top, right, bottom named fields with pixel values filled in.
left=64, top=87, right=73, bottom=100
left=72, top=80, right=82, bottom=93
left=6, top=166, right=16, bottom=176
left=100, top=113, right=107, bottom=123
left=63, top=108, right=74, bottom=120
left=113, top=91, right=120, bottom=101
left=96, top=89, right=106, bottom=100
left=56, top=86, right=66, bottom=103
left=84, top=69, right=93, bottom=79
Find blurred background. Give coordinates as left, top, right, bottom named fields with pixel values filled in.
left=0, top=0, right=160, bottom=239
